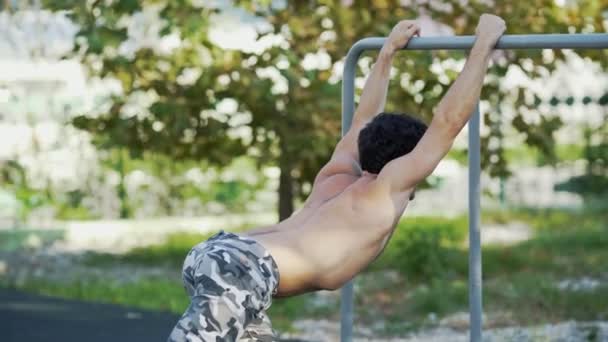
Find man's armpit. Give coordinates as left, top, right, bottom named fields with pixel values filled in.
left=351, top=160, right=363, bottom=177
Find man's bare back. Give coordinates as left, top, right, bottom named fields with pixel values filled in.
left=245, top=167, right=413, bottom=295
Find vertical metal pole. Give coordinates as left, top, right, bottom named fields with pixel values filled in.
left=339, top=45, right=360, bottom=342
left=468, top=103, right=483, bottom=342
left=340, top=282, right=354, bottom=342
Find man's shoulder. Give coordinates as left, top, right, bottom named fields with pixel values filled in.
left=348, top=176, right=409, bottom=208
left=318, top=175, right=388, bottom=209
left=305, top=173, right=360, bottom=207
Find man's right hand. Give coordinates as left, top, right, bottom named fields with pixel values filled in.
left=475, top=14, right=506, bottom=49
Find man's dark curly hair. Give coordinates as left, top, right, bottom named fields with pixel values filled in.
left=357, top=112, right=428, bottom=174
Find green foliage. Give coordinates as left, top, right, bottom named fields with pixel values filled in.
left=0, top=160, right=48, bottom=220
left=12, top=187, right=48, bottom=219
left=199, top=158, right=269, bottom=212
left=48, top=0, right=246, bottom=164
left=2, top=160, right=97, bottom=221
left=55, top=205, right=95, bottom=220
left=42, top=1, right=608, bottom=218
left=102, top=151, right=267, bottom=217
left=446, top=148, right=468, bottom=166
left=556, top=143, right=586, bottom=161
left=370, top=216, right=468, bottom=280
left=511, top=114, right=564, bottom=167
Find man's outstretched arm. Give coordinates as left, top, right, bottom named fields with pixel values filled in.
left=314, top=20, right=420, bottom=181
left=377, top=14, right=506, bottom=193
left=350, top=20, right=421, bottom=133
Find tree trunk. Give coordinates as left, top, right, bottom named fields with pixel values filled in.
left=117, top=149, right=130, bottom=219
left=278, top=145, right=294, bottom=221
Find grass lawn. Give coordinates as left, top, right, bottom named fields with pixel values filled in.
left=4, top=208, right=608, bottom=335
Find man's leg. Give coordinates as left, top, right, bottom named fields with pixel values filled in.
left=168, top=231, right=279, bottom=342
left=240, top=311, right=275, bottom=342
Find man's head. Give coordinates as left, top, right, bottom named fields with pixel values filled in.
left=357, top=112, right=427, bottom=174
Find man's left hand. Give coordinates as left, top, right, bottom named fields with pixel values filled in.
left=384, top=20, right=421, bottom=56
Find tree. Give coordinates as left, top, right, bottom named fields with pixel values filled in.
left=233, top=0, right=606, bottom=212
left=45, top=0, right=607, bottom=219
left=43, top=0, right=252, bottom=217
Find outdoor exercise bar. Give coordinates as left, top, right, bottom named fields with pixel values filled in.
left=340, top=33, right=608, bottom=342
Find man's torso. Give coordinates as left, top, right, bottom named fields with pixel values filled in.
left=246, top=170, right=413, bottom=295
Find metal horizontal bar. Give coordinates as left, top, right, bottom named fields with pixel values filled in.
left=347, top=34, right=608, bottom=55
left=340, top=32, right=608, bottom=141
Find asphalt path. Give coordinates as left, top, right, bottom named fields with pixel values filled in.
left=0, top=289, right=179, bottom=342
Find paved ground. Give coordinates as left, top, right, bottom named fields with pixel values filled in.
left=0, top=289, right=180, bottom=342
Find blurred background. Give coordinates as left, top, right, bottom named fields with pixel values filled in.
left=1, top=0, right=607, bottom=341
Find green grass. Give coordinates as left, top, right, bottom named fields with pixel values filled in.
left=12, top=278, right=189, bottom=313
left=482, top=225, right=608, bottom=278
left=357, top=207, right=608, bottom=334
left=485, top=274, right=608, bottom=324
left=364, top=272, right=608, bottom=334
left=268, top=294, right=336, bottom=332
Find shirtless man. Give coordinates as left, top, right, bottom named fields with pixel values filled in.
left=169, top=14, right=506, bottom=342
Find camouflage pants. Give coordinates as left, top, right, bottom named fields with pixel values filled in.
left=168, top=231, right=280, bottom=342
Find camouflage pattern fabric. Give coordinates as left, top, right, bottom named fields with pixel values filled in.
left=168, top=231, right=280, bottom=342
